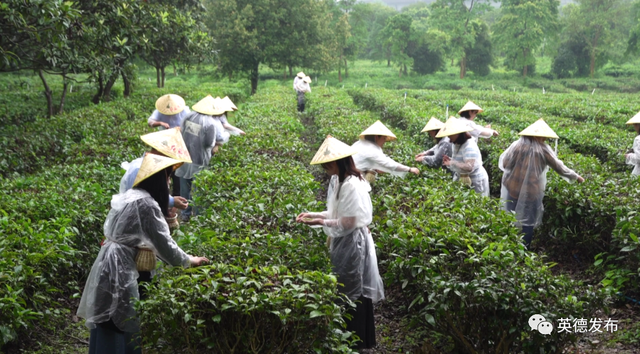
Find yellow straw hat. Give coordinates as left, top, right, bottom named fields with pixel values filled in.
left=458, top=101, right=484, bottom=115
left=297, top=72, right=305, bottom=78
left=140, top=128, right=192, bottom=163
left=192, top=95, right=226, bottom=116
left=359, top=120, right=397, bottom=141
left=215, top=96, right=234, bottom=112
left=222, top=96, right=238, bottom=111
left=626, top=111, right=640, bottom=124
left=155, top=94, right=186, bottom=116
left=310, top=135, right=358, bottom=165
left=436, top=117, right=473, bottom=138
left=133, top=154, right=183, bottom=187
left=303, top=76, right=312, bottom=84
left=519, top=119, right=559, bottom=139
left=421, top=117, right=445, bottom=132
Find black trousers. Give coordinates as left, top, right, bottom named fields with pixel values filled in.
left=345, top=296, right=376, bottom=349
left=297, top=92, right=306, bottom=112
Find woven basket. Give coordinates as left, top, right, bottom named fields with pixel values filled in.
left=459, top=174, right=472, bottom=187
left=166, top=213, right=180, bottom=232
left=135, top=249, right=157, bottom=272
left=364, top=171, right=377, bottom=184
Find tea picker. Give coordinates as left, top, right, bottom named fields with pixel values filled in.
left=457, top=101, right=498, bottom=142
left=77, top=153, right=208, bottom=354
left=215, top=96, right=246, bottom=136
left=351, top=120, right=419, bottom=185
left=296, top=135, right=384, bottom=350
left=147, top=94, right=191, bottom=130
left=294, top=76, right=312, bottom=113
left=498, top=119, right=585, bottom=248
left=438, top=117, right=490, bottom=196
left=414, top=117, right=453, bottom=172
left=624, top=111, right=640, bottom=175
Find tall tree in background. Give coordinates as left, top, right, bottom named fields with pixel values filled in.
left=334, top=14, right=351, bottom=82
left=353, top=3, right=398, bottom=63
left=493, top=0, right=559, bottom=77
left=380, top=13, right=413, bottom=76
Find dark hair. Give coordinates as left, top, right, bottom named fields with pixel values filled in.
left=452, top=132, right=471, bottom=145
left=322, top=156, right=363, bottom=183
left=364, top=135, right=381, bottom=143
left=460, top=111, right=471, bottom=118
left=135, top=166, right=172, bottom=217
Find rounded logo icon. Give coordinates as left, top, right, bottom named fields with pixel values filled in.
left=537, top=321, right=554, bottom=335
left=528, top=314, right=546, bottom=331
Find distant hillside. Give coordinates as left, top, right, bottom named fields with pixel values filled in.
left=357, top=0, right=575, bottom=10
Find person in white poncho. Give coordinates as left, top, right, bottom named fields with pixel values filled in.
left=625, top=112, right=640, bottom=175
left=457, top=101, right=498, bottom=141
left=297, top=135, right=384, bottom=349
left=438, top=117, right=490, bottom=196
left=352, top=120, right=419, bottom=184
left=77, top=154, right=208, bottom=354
left=175, top=95, right=224, bottom=222
left=414, top=117, right=453, bottom=172
left=499, top=119, right=584, bottom=247
left=295, top=76, right=311, bottom=112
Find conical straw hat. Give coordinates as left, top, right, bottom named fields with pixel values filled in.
left=303, top=76, right=312, bottom=83
left=192, top=95, right=226, bottom=116
left=458, top=101, right=484, bottom=114
left=297, top=72, right=305, bottom=78
left=222, top=96, right=238, bottom=111
left=421, top=117, right=445, bottom=132
left=626, top=111, right=640, bottom=124
left=140, top=128, right=192, bottom=163
left=155, top=94, right=186, bottom=116
left=359, top=120, right=397, bottom=141
left=215, top=96, right=234, bottom=112
left=133, top=154, right=183, bottom=187
left=310, top=135, right=358, bottom=165
left=436, top=117, right=473, bottom=138
left=519, top=119, right=559, bottom=139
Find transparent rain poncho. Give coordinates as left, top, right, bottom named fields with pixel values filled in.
left=459, top=117, right=493, bottom=141
left=626, top=135, right=640, bottom=175
left=118, top=158, right=143, bottom=194
left=175, top=112, right=221, bottom=180
left=77, top=189, right=190, bottom=333
left=147, top=107, right=191, bottom=129
left=499, top=137, right=580, bottom=227
left=420, top=137, right=453, bottom=168
left=449, top=139, right=490, bottom=196
left=351, top=140, right=410, bottom=177
left=306, top=175, right=384, bottom=303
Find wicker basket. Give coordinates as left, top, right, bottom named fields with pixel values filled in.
left=165, top=213, right=180, bottom=232
left=135, top=248, right=157, bottom=272
left=459, top=174, right=472, bottom=187
left=364, top=171, right=377, bottom=184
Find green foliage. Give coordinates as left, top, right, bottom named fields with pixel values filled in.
left=465, top=21, right=493, bottom=77
left=137, top=264, right=354, bottom=353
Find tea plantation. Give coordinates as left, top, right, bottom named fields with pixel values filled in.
left=1, top=74, right=638, bottom=353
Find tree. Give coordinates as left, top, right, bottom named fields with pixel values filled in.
left=380, top=13, right=413, bottom=76
left=351, top=3, right=398, bottom=62
left=465, top=21, right=493, bottom=76
left=334, top=14, right=351, bottom=82
left=492, top=0, right=559, bottom=77
left=407, top=29, right=447, bottom=74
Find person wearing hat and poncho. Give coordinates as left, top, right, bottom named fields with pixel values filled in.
left=119, top=128, right=192, bottom=218
left=293, top=71, right=305, bottom=91
left=77, top=154, right=209, bottom=354
left=296, top=135, right=384, bottom=349
left=499, top=119, right=585, bottom=247
left=414, top=117, right=453, bottom=171
left=294, top=76, right=312, bottom=112
left=216, top=96, right=246, bottom=137
left=439, top=117, right=490, bottom=196
left=352, top=120, right=420, bottom=184
left=175, top=95, right=224, bottom=222
left=147, top=94, right=191, bottom=130
left=457, top=101, right=498, bottom=141
left=625, top=112, right=640, bottom=175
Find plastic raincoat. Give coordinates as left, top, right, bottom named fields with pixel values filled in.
left=459, top=117, right=493, bottom=141
left=420, top=137, right=453, bottom=168
left=351, top=140, right=410, bottom=177
left=175, top=112, right=221, bottom=180
left=77, top=189, right=190, bottom=332
left=449, top=138, right=489, bottom=196
left=626, top=135, right=640, bottom=175
left=147, top=107, right=191, bottom=129
left=499, top=137, right=580, bottom=227
left=306, top=175, right=384, bottom=303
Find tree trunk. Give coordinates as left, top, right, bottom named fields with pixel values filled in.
left=590, top=31, right=600, bottom=78
left=102, top=72, right=118, bottom=102
left=93, top=73, right=105, bottom=104
left=156, top=67, right=161, bottom=88
left=459, top=56, right=466, bottom=79
left=387, top=59, right=390, bottom=67
left=522, top=48, right=528, bottom=77
left=38, top=69, right=54, bottom=117
left=59, top=75, right=69, bottom=113
left=173, top=62, right=177, bottom=76
left=250, top=63, right=259, bottom=95
left=122, top=71, right=132, bottom=98
left=283, top=68, right=286, bottom=80
left=403, top=64, right=407, bottom=75
left=338, top=53, right=342, bottom=82
left=161, top=67, right=166, bottom=88
left=344, top=58, right=348, bottom=78
left=289, top=65, right=293, bottom=78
